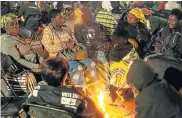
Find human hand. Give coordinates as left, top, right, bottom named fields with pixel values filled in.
left=128, top=38, right=138, bottom=48
left=67, top=42, right=74, bottom=49
left=155, top=43, right=163, bottom=52
left=74, top=46, right=81, bottom=51
left=25, top=38, right=31, bottom=44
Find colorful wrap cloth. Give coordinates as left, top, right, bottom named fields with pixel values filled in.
left=0, top=13, right=16, bottom=29
left=129, top=8, right=146, bottom=24
left=109, top=48, right=139, bottom=88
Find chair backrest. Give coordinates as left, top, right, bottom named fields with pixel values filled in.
left=1, top=53, right=37, bottom=96
left=23, top=103, right=76, bottom=118
left=1, top=53, right=19, bottom=74
left=1, top=53, right=19, bottom=97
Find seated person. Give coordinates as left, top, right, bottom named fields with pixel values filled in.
left=28, top=57, right=85, bottom=113
left=126, top=59, right=182, bottom=118
left=1, top=13, right=16, bottom=34
left=109, top=35, right=140, bottom=102
left=41, top=9, right=97, bottom=88
left=18, top=1, right=41, bottom=32
left=41, top=9, right=77, bottom=58
left=115, top=8, right=151, bottom=57
left=28, top=57, right=104, bottom=117
left=154, top=8, right=182, bottom=58
left=0, top=15, right=39, bottom=70
left=74, top=6, right=111, bottom=63
left=144, top=53, right=182, bottom=94
left=95, top=1, right=118, bottom=35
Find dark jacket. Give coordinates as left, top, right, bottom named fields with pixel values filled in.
left=74, top=23, right=111, bottom=60
left=157, top=23, right=182, bottom=42
left=114, top=21, right=151, bottom=53
left=1, top=1, right=11, bottom=16
left=127, top=59, right=182, bottom=118
left=146, top=53, right=182, bottom=91
left=28, top=85, right=85, bottom=113
left=18, top=2, right=41, bottom=31
left=156, top=23, right=182, bottom=58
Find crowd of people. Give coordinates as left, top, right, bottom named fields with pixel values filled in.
left=1, top=1, right=182, bottom=118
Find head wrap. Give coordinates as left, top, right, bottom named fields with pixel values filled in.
left=60, top=8, right=73, bottom=20
left=0, top=13, right=16, bottom=29
left=129, top=8, right=146, bottom=24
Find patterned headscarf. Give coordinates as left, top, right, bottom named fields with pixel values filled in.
left=0, top=13, right=16, bottom=29
left=129, top=8, right=146, bottom=24
left=61, top=8, right=73, bottom=20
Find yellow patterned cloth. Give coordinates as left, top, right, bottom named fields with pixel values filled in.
left=109, top=48, right=139, bottom=88
left=129, top=8, right=146, bottom=24
left=0, top=13, right=16, bottom=29
left=96, top=10, right=118, bottom=35
left=41, top=23, right=76, bottom=57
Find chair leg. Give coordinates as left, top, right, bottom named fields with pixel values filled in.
left=1, top=90, right=6, bottom=97
left=2, top=74, right=17, bottom=97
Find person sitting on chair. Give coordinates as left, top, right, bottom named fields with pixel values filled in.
left=41, top=9, right=77, bottom=58
left=28, top=57, right=86, bottom=114
left=0, top=15, right=39, bottom=70
left=28, top=56, right=104, bottom=117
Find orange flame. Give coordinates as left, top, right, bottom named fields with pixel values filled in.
left=74, top=8, right=83, bottom=24
left=97, top=89, right=109, bottom=118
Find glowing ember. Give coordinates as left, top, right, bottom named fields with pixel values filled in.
left=105, top=113, right=109, bottom=118
left=85, top=82, right=135, bottom=118
left=74, top=8, right=83, bottom=24
left=97, top=89, right=109, bottom=118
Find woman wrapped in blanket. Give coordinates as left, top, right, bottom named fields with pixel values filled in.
left=109, top=35, right=140, bottom=102
left=115, top=8, right=151, bottom=58
left=1, top=14, right=38, bottom=95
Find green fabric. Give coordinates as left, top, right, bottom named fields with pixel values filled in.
left=152, top=3, right=159, bottom=11
left=149, top=16, right=168, bottom=33
left=38, top=81, right=48, bottom=86
left=96, top=9, right=118, bottom=35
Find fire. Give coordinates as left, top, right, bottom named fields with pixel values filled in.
left=74, top=8, right=83, bottom=24
left=105, top=113, right=109, bottom=118
left=97, top=89, right=109, bottom=118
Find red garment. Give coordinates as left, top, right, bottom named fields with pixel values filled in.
left=158, top=2, right=166, bottom=11
left=130, top=1, right=145, bottom=9
left=141, top=8, right=152, bottom=16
